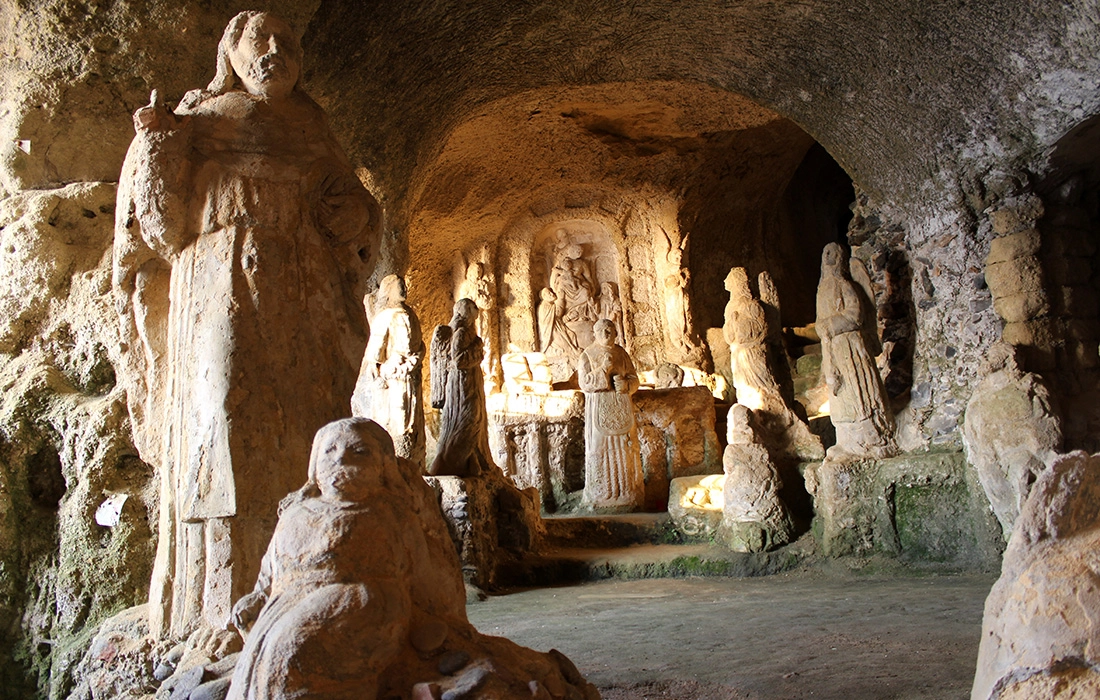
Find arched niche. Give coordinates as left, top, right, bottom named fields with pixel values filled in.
left=530, top=219, right=621, bottom=351
left=1029, top=114, right=1100, bottom=451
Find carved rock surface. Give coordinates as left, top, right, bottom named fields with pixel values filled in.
left=962, top=345, right=1063, bottom=537
left=720, top=441, right=792, bottom=553
left=668, top=474, right=725, bottom=538
left=972, top=451, right=1100, bottom=700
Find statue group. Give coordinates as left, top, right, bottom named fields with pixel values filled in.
left=114, top=12, right=603, bottom=699
left=538, top=238, right=624, bottom=373
left=111, top=10, right=904, bottom=695
left=114, top=11, right=380, bottom=639
left=723, top=267, right=824, bottom=462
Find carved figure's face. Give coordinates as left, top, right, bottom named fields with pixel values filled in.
left=230, top=14, right=301, bottom=99
left=314, top=423, right=392, bottom=502
left=595, top=321, right=617, bottom=347
left=724, top=268, right=750, bottom=297
left=821, top=243, right=843, bottom=271
left=453, top=299, right=478, bottom=327
left=380, top=275, right=405, bottom=304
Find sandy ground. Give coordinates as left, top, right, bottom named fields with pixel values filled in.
left=468, top=571, right=997, bottom=700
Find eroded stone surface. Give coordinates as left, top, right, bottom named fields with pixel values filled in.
left=113, top=11, right=380, bottom=640
left=962, top=342, right=1062, bottom=537
left=972, top=451, right=1100, bottom=700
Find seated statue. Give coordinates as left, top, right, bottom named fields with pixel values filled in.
left=227, top=418, right=599, bottom=699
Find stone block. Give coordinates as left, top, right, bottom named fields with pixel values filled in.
left=803, top=452, right=1003, bottom=567
left=1044, top=255, right=1093, bottom=286
left=984, top=257, right=1044, bottom=299
left=986, top=229, right=1040, bottom=265
left=634, top=386, right=722, bottom=480
left=1001, top=319, right=1057, bottom=350
left=1052, top=285, right=1099, bottom=318
left=1042, top=225, right=1097, bottom=257
left=991, top=291, right=1048, bottom=323
left=424, top=470, right=543, bottom=591
left=989, top=195, right=1044, bottom=235
left=668, top=475, right=725, bottom=538
left=1066, top=318, right=1100, bottom=342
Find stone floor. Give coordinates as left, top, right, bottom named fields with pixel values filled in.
left=468, top=570, right=996, bottom=699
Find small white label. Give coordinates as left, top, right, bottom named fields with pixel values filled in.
left=95, top=493, right=129, bottom=527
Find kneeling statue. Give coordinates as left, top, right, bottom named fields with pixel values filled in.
left=228, top=417, right=599, bottom=699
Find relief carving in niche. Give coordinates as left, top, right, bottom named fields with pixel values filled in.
left=532, top=222, right=623, bottom=382
left=655, top=226, right=707, bottom=369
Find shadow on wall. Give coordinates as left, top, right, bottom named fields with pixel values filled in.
left=685, top=140, right=856, bottom=334
left=1031, top=113, right=1100, bottom=452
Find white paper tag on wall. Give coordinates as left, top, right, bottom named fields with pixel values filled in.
left=95, top=493, right=129, bottom=527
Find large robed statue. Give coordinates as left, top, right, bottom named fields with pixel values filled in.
left=577, top=319, right=644, bottom=511
left=112, top=11, right=380, bottom=639
left=816, top=243, right=897, bottom=461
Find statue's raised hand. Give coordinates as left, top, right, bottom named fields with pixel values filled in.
left=133, top=89, right=187, bottom=133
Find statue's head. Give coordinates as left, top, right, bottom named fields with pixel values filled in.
left=726, top=404, right=757, bottom=445
left=308, top=418, right=396, bottom=503
left=466, top=261, right=484, bottom=282
left=601, top=281, right=616, bottom=297
left=452, top=298, right=479, bottom=327
left=594, top=318, right=618, bottom=347
left=724, top=267, right=750, bottom=297
left=540, top=287, right=556, bottom=302
left=821, top=242, right=846, bottom=276
left=379, top=274, right=407, bottom=305
left=209, top=11, right=302, bottom=100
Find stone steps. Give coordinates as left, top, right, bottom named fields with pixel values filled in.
left=541, top=512, right=675, bottom=549
left=510, top=539, right=814, bottom=587
left=503, top=513, right=816, bottom=588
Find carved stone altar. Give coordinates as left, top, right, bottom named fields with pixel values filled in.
left=112, top=11, right=380, bottom=640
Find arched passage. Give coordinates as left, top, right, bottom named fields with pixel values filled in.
left=400, top=81, right=854, bottom=379
left=1033, top=115, right=1100, bottom=451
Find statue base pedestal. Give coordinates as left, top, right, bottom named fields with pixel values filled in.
left=803, top=452, right=1003, bottom=567
left=425, top=468, right=544, bottom=591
